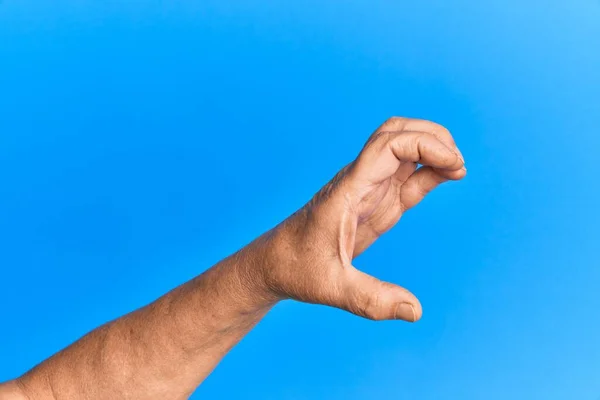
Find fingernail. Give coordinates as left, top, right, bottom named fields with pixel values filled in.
left=456, top=152, right=465, bottom=164
left=395, top=302, right=416, bottom=322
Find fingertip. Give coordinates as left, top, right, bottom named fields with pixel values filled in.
left=450, top=150, right=465, bottom=171
left=394, top=289, right=422, bottom=322
left=395, top=303, right=416, bottom=322
left=450, top=166, right=468, bottom=180
left=437, top=140, right=464, bottom=171
left=432, top=165, right=466, bottom=181
left=394, top=301, right=423, bottom=322
left=455, top=147, right=465, bottom=164
left=411, top=297, right=423, bottom=322
left=441, top=144, right=465, bottom=175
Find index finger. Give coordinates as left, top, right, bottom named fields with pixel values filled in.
left=352, top=131, right=464, bottom=184
left=379, top=117, right=464, bottom=162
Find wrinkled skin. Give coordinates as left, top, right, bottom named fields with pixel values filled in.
left=262, top=116, right=466, bottom=321
left=0, top=117, right=466, bottom=400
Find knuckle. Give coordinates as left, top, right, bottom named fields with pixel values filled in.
left=400, top=183, right=428, bottom=209
left=382, top=116, right=409, bottom=130
left=355, top=290, right=385, bottom=321
left=417, top=118, right=447, bottom=132
left=365, top=130, right=391, bottom=151
left=412, top=179, right=431, bottom=198
left=409, top=133, right=423, bottom=160
left=429, top=120, right=450, bottom=134
left=385, top=116, right=404, bottom=124
left=407, top=118, right=454, bottom=141
left=439, top=124, right=451, bottom=136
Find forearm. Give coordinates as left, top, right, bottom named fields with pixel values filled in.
left=4, top=117, right=464, bottom=399
left=16, top=227, right=290, bottom=400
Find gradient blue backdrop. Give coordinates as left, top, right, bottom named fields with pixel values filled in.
left=1, top=1, right=599, bottom=399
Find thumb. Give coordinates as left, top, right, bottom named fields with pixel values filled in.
left=336, top=267, right=423, bottom=322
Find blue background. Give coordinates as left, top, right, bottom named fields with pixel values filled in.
left=1, top=1, right=599, bottom=399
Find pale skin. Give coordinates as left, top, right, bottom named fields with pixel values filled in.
left=0, top=117, right=466, bottom=400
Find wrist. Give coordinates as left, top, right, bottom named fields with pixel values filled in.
left=232, top=222, right=300, bottom=305
left=245, top=211, right=307, bottom=301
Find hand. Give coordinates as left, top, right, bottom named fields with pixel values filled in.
left=263, top=117, right=466, bottom=322
left=0, top=118, right=466, bottom=400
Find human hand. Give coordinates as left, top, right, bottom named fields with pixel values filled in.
left=263, top=117, right=466, bottom=322
left=0, top=117, right=467, bottom=400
